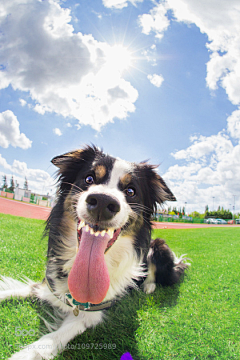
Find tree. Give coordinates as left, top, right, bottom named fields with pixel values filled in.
left=172, top=207, right=177, bottom=215
left=24, top=177, right=28, bottom=190
left=204, top=207, right=232, bottom=219
left=205, top=205, right=209, bottom=217
left=8, top=176, right=15, bottom=193
left=2, top=175, right=7, bottom=189
left=190, top=211, right=201, bottom=218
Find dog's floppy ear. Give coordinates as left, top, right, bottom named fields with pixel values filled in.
left=140, top=163, right=176, bottom=214
left=51, top=145, right=100, bottom=172
left=154, top=173, right=176, bottom=202
left=51, top=149, right=85, bottom=172
left=51, top=145, right=100, bottom=192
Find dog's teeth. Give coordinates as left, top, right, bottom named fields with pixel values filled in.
left=85, top=225, right=90, bottom=232
left=78, top=220, right=85, bottom=230
left=90, top=228, right=94, bottom=235
left=95, top=231, right=100, bottom=237
left=107, top=229, right=114, bottom=238
left=100, top=230, right=106, bottom=237
left=80, top=220, right=85, bottom=228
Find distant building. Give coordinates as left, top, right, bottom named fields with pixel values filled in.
left=14, top=188, right=31, bottom=201
left=31, top=192, right=54, bottom=207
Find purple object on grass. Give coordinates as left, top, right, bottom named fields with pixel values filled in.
left=120, top=352, right=134, bottom=360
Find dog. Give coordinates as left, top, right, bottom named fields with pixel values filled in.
left=0, top=145, right=189, bottom=360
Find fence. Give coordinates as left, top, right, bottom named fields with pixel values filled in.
left=155, top=215, right=239, bottom=224
left=156, top=215, right=204, bottom=223
left=0, top=191, right=52, bottom=207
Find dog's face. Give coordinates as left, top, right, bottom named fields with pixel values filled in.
left=52, top=145, right=175, bottom=304
left=75, top=157, right=135, bottom=234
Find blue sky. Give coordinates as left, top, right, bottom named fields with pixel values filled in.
left=0, top=0, right=240, bottom=214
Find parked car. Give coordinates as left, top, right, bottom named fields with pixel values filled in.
left=215, top=218, right=227, bottom=224
left=206, top=218, right=217, bottom=224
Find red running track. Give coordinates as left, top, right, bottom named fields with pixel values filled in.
left=152, top=221, right=239, bottom=229
left=0, top=197, right=51, bottom=220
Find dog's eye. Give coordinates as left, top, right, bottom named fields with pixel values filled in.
left=85, top=175, right=94, bottom=185
left=126, top=187, right=135, bottom=197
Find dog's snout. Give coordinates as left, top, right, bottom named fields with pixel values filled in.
left=86, top=193, right=120, bottom=221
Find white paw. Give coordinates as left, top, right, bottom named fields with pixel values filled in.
left=143, top=282, right=156, bottom=294
left=9, top=348, right=42, bottom=360
left=35, top=338, right=56, bottom=359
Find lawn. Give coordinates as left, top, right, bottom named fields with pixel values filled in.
left=0, top=213, right=239, bottom=360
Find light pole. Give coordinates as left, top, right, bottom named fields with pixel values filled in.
left=233, top=195, right=236, bottom=222
left=212, top=197, right=215, bottom=211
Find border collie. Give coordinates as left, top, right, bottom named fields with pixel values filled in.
left=0, top=145, right=189, bottom=360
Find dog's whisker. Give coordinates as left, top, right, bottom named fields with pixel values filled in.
left=130, top=203, right=153, bottom=214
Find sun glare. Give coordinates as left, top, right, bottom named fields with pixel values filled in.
left=105, top=45, right=133, bottom=73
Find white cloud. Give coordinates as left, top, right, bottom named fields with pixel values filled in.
left=19, top=99, right=27, bottom=107
left=164, top=130, right=240, bottom=212
left=165, top=180, right=236, bottom=215
left=164, top=0, right=240, bottom=106
left=0, top=154, right=53, bottom=194
left=0, top=154, right=12, bottom=171
left=102, top=0, right=143, bottom=9
left=172, top=132, right=233, bottom=161
left=137, top=0, right=240, bottom=212
left=147, top=74, right=164, bottom=87
left=227, top=109, right=240, bottom=140
left=140, top=0, right=240, bottom=106
left=12, top=159, right=51, bottom=183
left=139, top=3, right=170, bottom=39
left=0, top=110, right=32, bottom=149
left=142, top=45, right=157, bottom=66
left=53, top=128, right=62, bottom=136
left=0, top=0, right=138, bottom=131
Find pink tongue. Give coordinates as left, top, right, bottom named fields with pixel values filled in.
left=68, top=228, right=111, bottom=304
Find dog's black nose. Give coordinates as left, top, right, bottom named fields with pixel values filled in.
left=86, top=193, right=120, bottom=221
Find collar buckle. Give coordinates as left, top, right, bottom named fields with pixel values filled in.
left=65, top=293, right=90, bottom=310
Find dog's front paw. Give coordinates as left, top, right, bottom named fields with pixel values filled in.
left=9, top=348, right=42, bottom=360
left=143, top=282, right=156, bottom=294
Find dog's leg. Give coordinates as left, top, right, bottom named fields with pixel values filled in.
left=9, top=311, right=103, bottom=360
left=143, top=238, right=190, bottom=292
left=143, top=263, right=156, bottom=294
left=0, top=276, right=79, bottom=313
left=1, top=277, right=104, bottom=360
left=0, top=276, right=36, bottom=301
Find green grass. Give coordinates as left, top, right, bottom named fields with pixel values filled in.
left=0, top=213, right=239, bottom=359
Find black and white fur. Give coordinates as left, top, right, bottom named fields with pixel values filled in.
left=0, top=145, right=189, bottom=360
